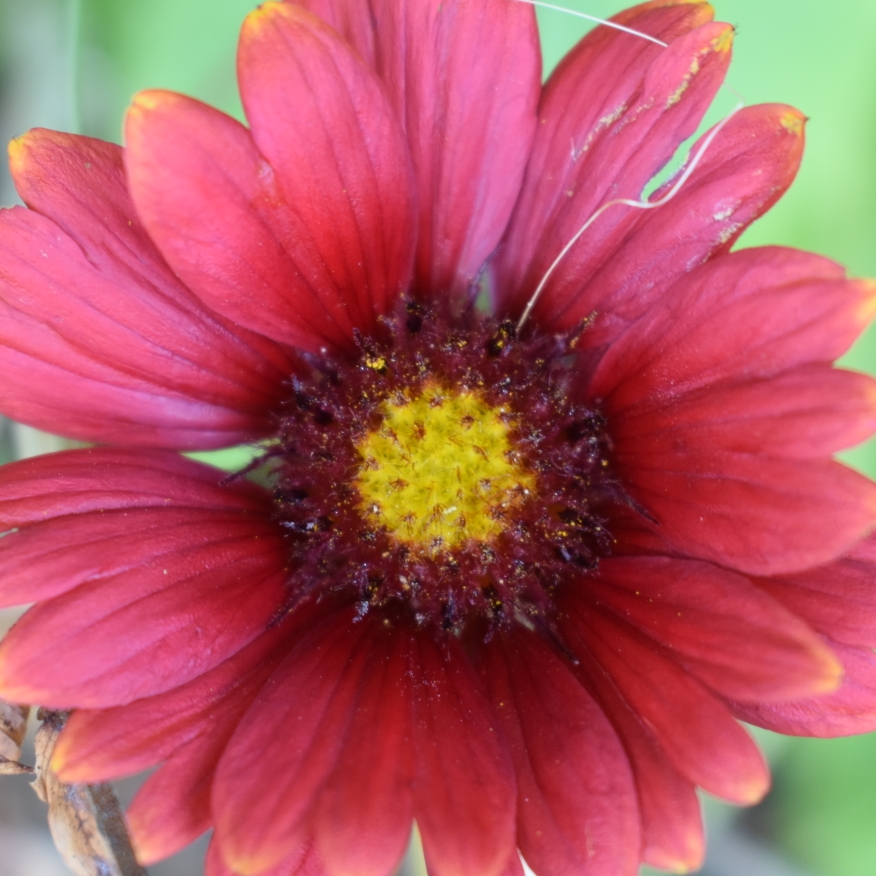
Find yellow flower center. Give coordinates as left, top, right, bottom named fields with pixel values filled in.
left=354, top=383, right=536, bottom=552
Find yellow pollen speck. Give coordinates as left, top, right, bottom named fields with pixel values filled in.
left=364, top=354, right=387, bottom=372
left=354, top=384, right=535, bottom=552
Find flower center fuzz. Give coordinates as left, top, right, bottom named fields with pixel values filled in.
left=271, top=301, right=621, bottom=632
left=355, top=384, right=535, bottom=550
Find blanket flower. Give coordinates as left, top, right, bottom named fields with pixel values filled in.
left=0, top=1, right=875, bottom=874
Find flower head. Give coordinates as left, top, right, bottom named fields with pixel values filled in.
left=1, top=1, right=875, bottom=875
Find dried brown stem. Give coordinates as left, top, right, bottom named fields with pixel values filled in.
left=33, top=710, right=148, bottom=876
left=0, top=698, right=29, bottom=760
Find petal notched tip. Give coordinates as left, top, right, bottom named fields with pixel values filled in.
left=6, top=127, right=75, bottom=181
left=128, top=89, right=164, bottom=114
left=647, top=838, right=704, bottom=876
left=710, top=21, right=734, bottom=54
left=0, top=657, right=40, bottom=709
left=7, top=133, right=30, bottom=174
left=779, top=106, right=806, bottom=137
left=217, top=843, right=278, bottom=876
left=811, top=641, right=846, bottom=696
left=240, top=0, right=314, bottom=46
left=737, top=764, right=771, bottom=806
left=652, top=21, right=734, bottom=111
left=854, top=278, right=876, bottom=329
left=616, top=0, right=714, bottom=28
left=126, top=89, right=186, bottom=130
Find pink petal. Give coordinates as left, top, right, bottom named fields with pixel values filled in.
left=295, top=0, right=541, bottom=297
left=286, top=0, right=376, bottom=67
left=213, top=606, right=373, bottom=874
left=495, top=4, right=729, bottom=320
left=476, top=628, right=639, bottom=876
left=312, top=629, right=414, bottom=876
left=562, top=594, right=769, bottom=804
left=0, top=130, right=294, bottom=448
left=0, top=512, right=288, bottom=708
left=590, top=556, right=842, bottom=701
left=590, top=247, right=876, bottom=574
left=757, top=534, right=876, bottom=648
left=410, top=631, right=517, bottom=876
left=238, top=2, right=416, bottom=341
left=557, top=104, right=807, bottom=347
left=731, top=638, right=876, bottom=737
left=566, top=628, right=704, bottom=872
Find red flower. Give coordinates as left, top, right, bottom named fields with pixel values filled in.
left=1, top=1, right=875, bottom=874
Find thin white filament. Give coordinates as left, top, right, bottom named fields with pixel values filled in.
left=514, top=0, right=669, bottom=48
left=516, top=102, right=744, bottom=332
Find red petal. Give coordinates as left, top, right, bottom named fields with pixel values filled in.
left=0, top=508, right=271, bottom=609
left=238, top=3, right=415, bottom=339
left=590, top=557, right=841, bottom=701
left=615, top=367, right=876, bottom=458
left=207, top=837, right=327, bottom=876
left=410, top=631, right=516, bottom=876
left=731, top=639, right=876, bottom=737
left=0, top=447, right=265, bottom=524
left=53, top=620, right=300, bottom=782
left=127, top=733, right=218, bottom=864
left=0, top=448, right=270, bottom=609
left=562, top=594, right=769, bottom=804
left=287, top=0, right=377, bottom=67
left=566, top=630, right=704, bottom=872
left=0, top=130, right=294, bottom=448
left=312, top=629, right=413, bottom=876
left=213, top=607, right=373, bottom=874
left=128, top=614, right=328, bottom=869
left=207, top=839, right=237, bottom=876
left=296, top=0, right=541, bottom=297
left=590, top=247, right=876, bottom=574
left=0, top=513, right=287, bottom=708
left=591, top=247, right=875, bottom=398
left=559, top=104, right=806, bottom=346
left=757, top=535, right=876, bottom=648
left=495, top=3, right=728, bottom=320
left=127, top=89, right=371, bottom=355
left=495, top=852, right=525, bottom=876
left=476, top=628, right=639, bottom=876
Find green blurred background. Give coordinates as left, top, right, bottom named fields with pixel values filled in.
left=0, top=1, right=874, bottom=875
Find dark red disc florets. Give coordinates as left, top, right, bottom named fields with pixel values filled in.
left=269, top=300, right=625, bottom=633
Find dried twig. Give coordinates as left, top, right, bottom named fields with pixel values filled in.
left=0, top=698, right=29, bottom=760
left=28, top=709, right=148, bottom=876
left=0, top=753, right=34, bottom=776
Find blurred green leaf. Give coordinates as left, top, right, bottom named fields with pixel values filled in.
left=770, top=734, right=876, bottom=876
left=84, top=0, right=259, bottom=138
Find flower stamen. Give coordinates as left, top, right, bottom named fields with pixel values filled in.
left=355, top=383, right=536, bottom=551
